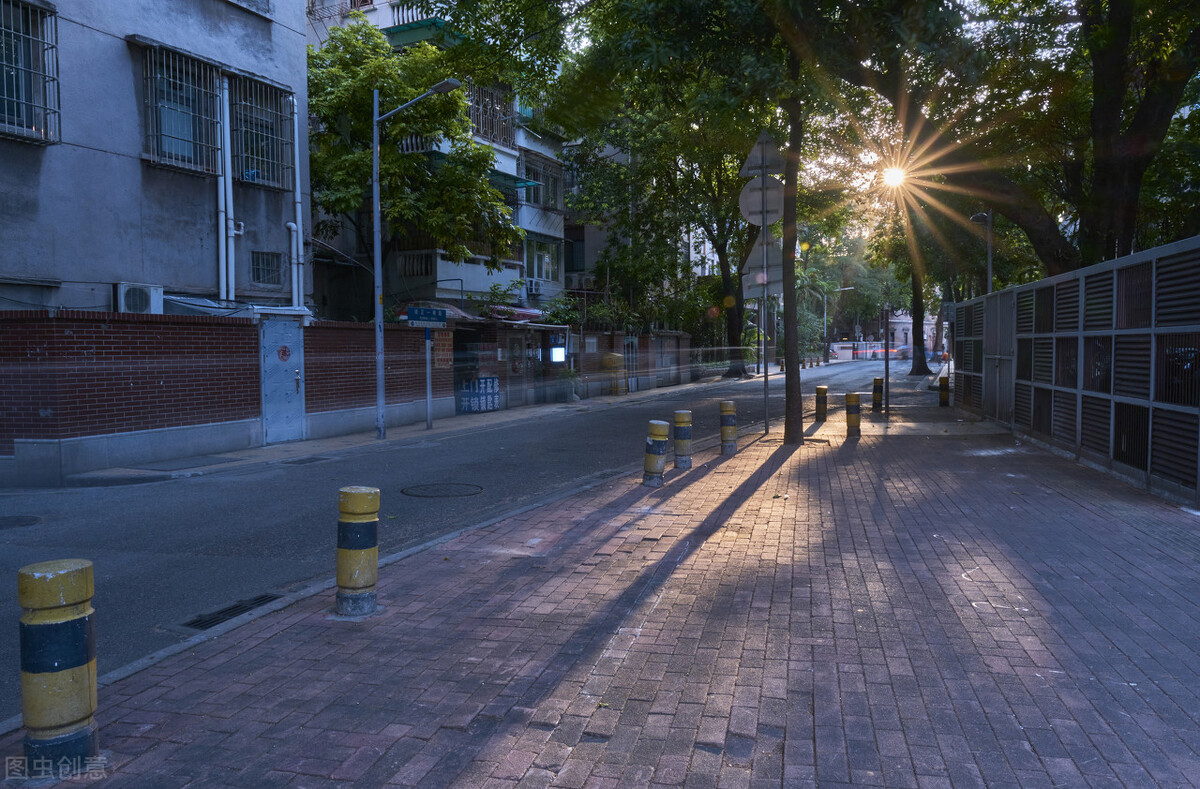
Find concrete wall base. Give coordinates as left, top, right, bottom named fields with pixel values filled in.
left=306, top=397, right=455, bottom=440
left=0, top=396, right=457, bottom=488
left=0, top=419, right=263, bottom=487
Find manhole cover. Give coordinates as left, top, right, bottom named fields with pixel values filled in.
left=181, top=593, right=282, bottom=630
left=402, top=483, right=483, bottom=498
left=0, top=515, right=39, bottom=530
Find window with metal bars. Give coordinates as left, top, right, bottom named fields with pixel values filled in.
left=467, top=82, right=513, bottom=147
left=142, top=47, right=221, bottom=174
left=0, top=0, right=58, bottom=143
left=523, top=155, right=562, bottom=211
left=231, top=78, right=294, bottom=189
left=250, top=251, right=283, bottom=286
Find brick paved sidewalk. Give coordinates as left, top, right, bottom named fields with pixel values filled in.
left=5, top=407, right=1200, bottom=787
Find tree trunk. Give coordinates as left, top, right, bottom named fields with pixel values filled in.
left=716, top=246, right=746, bottom=376
left=781, top=56, right=805, bottom=445
left=908, top=268, right=933, bottom=376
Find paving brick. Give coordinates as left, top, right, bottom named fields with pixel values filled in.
left=9, top=385, right=1200, bottom=787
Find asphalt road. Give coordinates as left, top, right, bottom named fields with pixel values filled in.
left=0, top=361, right=897, bottom=723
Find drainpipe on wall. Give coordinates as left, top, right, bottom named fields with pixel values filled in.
left=286, top=221, right=299, bottom=307
left=218, top=146, right=228, bottom=301
left=289, top=95, right=304, bottom=309
left=221, top=76, right=238, bottom=302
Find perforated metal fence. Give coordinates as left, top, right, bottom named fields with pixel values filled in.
left=955, top=235, right=1200, bottom=503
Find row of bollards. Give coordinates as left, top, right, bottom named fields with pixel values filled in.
left=642, top=401, right=739, bottom=487
left=641, top=382, right=914, bottom=486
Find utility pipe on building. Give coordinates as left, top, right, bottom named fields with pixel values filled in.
left=221, top=76, right=238, bottom=302
left=290, top=95, right=305, bottom=309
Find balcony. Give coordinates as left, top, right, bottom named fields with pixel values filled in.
left=391, top=4, right=440, bottom=27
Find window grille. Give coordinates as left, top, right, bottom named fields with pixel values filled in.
left=251, top=251, right=283, bottom=286
left=0, top=0, right=58, bottom=143
left=523, top=155, right=562, bottom=210
left=143, top=47, right=221, bottom=174
left=467, top=82, right=513, bottom=147
left=231, top=78, right=294, bottom=189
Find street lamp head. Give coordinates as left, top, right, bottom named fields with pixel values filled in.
left=970, top=212, right=989, bottom=224
left=430, top=78, right=462, bottom=94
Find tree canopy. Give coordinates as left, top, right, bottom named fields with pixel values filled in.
left=308, top=16, right=521, bottom=269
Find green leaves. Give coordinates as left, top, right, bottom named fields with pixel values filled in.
left=308, top=15, right=521, bottom=271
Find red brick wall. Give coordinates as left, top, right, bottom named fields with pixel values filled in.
left=0, top=311, right=259, bottom=455
left=304, top=322, right=454, bottom=413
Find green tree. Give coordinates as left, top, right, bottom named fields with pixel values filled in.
left=307, top=17, right=522, bottom=303
left=555, top=67, right=774, bottom=376
left=765, top=0, right=1200, bottom=272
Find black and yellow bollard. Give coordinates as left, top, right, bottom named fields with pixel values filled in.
left=872, top=378, right=883, bottom=412
left=801, top=358, right=806, bottom=369
left=673, top=410, right=693, bottom=470
left=643, top=420, right=670, bottom=487
left=939, top=376, right=950, bottom=407
left=336, top=486, right=379, bottom=616
left=815, top=385, right=828, bottom=421
left=18, top=559, right=99, bottom=769
left=846, top=393, right=861, bottom=437
left=720, top=401, right=738, bottom=455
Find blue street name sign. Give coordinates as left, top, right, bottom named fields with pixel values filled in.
left=407, top=307, right=447, bottom=328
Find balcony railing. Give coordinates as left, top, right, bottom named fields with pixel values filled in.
left=391, top=4, right=440, bottom=26
left=395, top=134, right=437, bottom=154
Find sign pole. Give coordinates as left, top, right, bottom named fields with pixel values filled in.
left=761, top=170, right=769, bottom=434
left=407, top=306, right=446, bottom=430
left=425, top=326, right=433, bottom=430
left=738, top=132, right=786, bottom=436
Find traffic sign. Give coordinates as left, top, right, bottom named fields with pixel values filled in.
left=742, top=271, right=783, bottom=298
left=407, top=307, right=447, bottom=328
left=739, top=130, right=786, bottom=177
left=738, top=175, right=784, bottom=226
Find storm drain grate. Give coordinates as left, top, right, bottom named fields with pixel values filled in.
left=181, top=593, right=282, bottom=630
left=402, top=483, right=483, bottom=498
left=0, top=515, right=40, bottom=530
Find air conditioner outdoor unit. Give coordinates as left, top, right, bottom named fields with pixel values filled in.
left=527, top=280, right=543, bottom=296
left=114, top=282, right=164, bottom=314
left=582, top=276, right=596, bottom=290
left=565, top=274, right=580, bottom=289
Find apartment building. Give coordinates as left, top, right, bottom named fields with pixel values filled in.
left=305, top=1, right=569, bottom=316
left=0, top=0, right=310, bottom=315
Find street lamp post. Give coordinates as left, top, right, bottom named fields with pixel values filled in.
left=372, top=77, right=461, bottom=440
left=971, top=209, right=993, bottom=295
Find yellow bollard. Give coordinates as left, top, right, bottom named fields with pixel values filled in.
left=18, top=559, right=99, bottom=770
left=872, top=378, right=883, bottom=412
left=939, top=376, right=950, bottom=407
left=815, top=385, right=828, bottom=421
left=720, top=401, right=738, bottom=455
left=336, top=487, right=379, bottom=616
left=846, top=393, right=861, bottom=437
left=643, top=420, right=670, bottom=487
left=673, top=410, right=693, bottom=470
